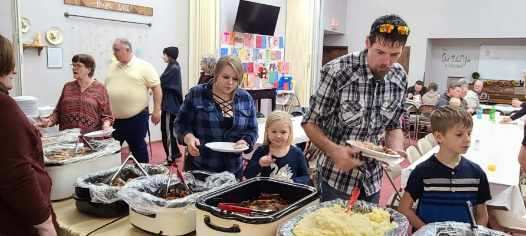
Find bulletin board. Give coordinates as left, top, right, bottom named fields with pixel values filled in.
left=65, top=19, right=151, bottom=81
left=220, top=31, right=290, bottom=89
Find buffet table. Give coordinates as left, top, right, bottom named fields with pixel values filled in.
left=401, top=115, right=526, bottom=216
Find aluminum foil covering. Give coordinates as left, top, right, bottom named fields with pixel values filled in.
left=74, top=164, right=168, bottom=204
left=118, top=171, right=237, bottom=215
left=278, top=199, right=409, bottom=236
left=414, top=221, right=509, bottom=236
left=43, top=138, right=120, bottom=165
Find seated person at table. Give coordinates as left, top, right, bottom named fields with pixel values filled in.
left=176, top=55, right=258, bottom=178
left=399, top=106, right=491, bottom=230
left=38, top=54, right=113, bottom=134
left=464, top=79, right=484, bottom=111
left=407, top=80, right=427, bottom=100
left=458, top=79, right=475, bottom=113
left=502, top=98, right=526, bottom=123
left=421, top=82, right=439, bottom=106
left=244, top=111, right=309, bottom=184
left=436, top=81, right=468, bottom=110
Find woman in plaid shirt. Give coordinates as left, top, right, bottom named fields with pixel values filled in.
left=302, top=14, right=410, bottom=203
left=176, top=56, right=258, bottom=178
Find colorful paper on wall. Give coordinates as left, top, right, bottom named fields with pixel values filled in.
left=264, top=49, right=271, bottom=61
left=257, top=49, right=265, bottom=61
left=239, top=48, right=249, bottom=61
left=243, top=33, right=255, bottom=48
left=221, top=31, right=288, bottom=89
left=252, top=48, right=259, bottom=61
left=255, top=35, right=263, bottom=48
left=278, top=61, right=290, bottom=74
left=231, top=48, right=239, bottom=57
left=270, top=36, right=280, bottom=49
left=246, top=62, right=254, bottom=73
left=271, top=50, right=282, bottom=60
left=222, top=32, right=234, bottom=46
left=279, top=36, right=285, bottom=49
left=234, top=33, right=244, bottom=48
left=220, top=48, right=229, bottom=57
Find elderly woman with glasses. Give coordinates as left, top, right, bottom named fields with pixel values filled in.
left=38, top=54, right=113, bottom=134
left=198, top=55, right=216, bottom=84
left=176, top=55, right=258, bottom=178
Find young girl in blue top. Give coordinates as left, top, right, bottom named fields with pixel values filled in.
left=244, top=111, right=309, bottom=184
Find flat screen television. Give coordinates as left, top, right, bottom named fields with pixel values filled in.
left=233, top=0, right=280, bottom=36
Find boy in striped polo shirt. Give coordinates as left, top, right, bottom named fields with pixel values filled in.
left=399, top=106, right=491, bottom=230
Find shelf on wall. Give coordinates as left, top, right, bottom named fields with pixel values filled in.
left=324, top=29, right=344, bottom=35
left=23, top=43, right=46, bottom=56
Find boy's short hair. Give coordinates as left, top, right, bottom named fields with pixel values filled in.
left=430, top=106, right=473, bottom=134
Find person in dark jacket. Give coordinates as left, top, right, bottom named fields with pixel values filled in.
left=161, top=47, right=183, bottom=164
left=0, top=34, right=57, bottom=235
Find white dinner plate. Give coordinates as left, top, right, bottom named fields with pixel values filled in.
left=346, top=140, right=401, bottom=161
left=83, top=128, right=115, bottom=138
left=205, top=142, right=249, bottom=153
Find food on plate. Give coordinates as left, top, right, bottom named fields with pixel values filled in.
left=233, top=143, right=248, bottom=149
left=293, top=205, right=396, bottom=236
left=354, top=141, right=398, bottom=155
left=45, top=147, right=94, bottom=161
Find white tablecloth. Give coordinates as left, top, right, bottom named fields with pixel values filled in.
left=401, top=116, right=525, bottom=215
left=480, top=104, right=520, bottom=115
left=256, top=116, right=308, bottom=144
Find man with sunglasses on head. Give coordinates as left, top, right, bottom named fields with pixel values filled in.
left=303, top=15, right=409, bottom=203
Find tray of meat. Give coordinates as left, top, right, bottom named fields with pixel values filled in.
left=195, top=177, right=319, bottom=236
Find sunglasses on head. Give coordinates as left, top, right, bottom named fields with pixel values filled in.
left=374, top=23, right=410, bottom=35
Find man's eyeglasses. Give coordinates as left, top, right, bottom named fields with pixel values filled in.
left=374, top=24, right=410, bottom=35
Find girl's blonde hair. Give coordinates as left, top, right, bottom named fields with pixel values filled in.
left=263, top=110, right=293, bottom=145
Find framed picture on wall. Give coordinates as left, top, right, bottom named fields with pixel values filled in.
left=47, top=47, right=63, bottom=68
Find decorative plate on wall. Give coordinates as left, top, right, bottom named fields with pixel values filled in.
left=46, top=27, right=64, bottom=45
left=21, top=17, right=31, bottom=33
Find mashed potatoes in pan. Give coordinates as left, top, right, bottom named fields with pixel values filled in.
left=293, top=205, right=397, bottom=236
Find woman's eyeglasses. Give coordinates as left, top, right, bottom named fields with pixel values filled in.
left=70, top=63, right=84, bottom=68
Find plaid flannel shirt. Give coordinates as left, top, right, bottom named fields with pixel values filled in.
left=176, top=83, right=258, bottom=177
left=303, top=50, right=407, bottom=196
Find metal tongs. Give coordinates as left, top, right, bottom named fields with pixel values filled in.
left=165, top=162, right=192, bottom=199
left=105, top=155, right=149, bottom=185
left=466, top=201, right=479, bottom=235
left=346, top=186, right=361, bottom=213
left=73, top=135, right=95, bottom=153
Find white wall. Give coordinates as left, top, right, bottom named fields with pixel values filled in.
left=346, top=0, right=526, bottom=86
left=0, top=0, right=14, bottom=39
left=20, top=0, right=189, bottom=141
left=321, top=0, right=347, bottom=46
left=426, top=38, right=526, bottom=93
left=220, top=0, right=286, bottom=35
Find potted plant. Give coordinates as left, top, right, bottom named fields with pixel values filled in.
left=471, top=72, right=480, bottom=80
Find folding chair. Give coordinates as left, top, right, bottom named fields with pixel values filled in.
left=383, top=164, right=403, bottom=209
left=406, top=145, right=422, bottom=164
left=425, top=133, right=438, bottom=146
left=417, top=138, right=433, bottom=155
